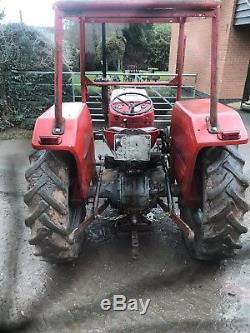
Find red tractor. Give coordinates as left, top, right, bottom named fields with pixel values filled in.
left=24, top=0, right=249, bottom=263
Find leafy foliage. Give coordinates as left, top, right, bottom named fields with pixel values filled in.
left=0, top=21, right=171, bottom=131
left=64, top=20, right=81, bottom=71
left=122, top=24, right=152, bottom=69
left=63, top=22, right=170, bottom=72
left=0, top=23, right=71, bottom=130
left=97, top=33, right=126, bottom=70
left=122, top=24, right=170, bottom=70
left=147, top=25, right=171, bottom=70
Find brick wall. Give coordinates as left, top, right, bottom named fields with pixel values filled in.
left=168, top=0, right=250, bottom=100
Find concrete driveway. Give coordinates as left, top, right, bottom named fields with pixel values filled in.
left=0, top=112, right=250, bottom=333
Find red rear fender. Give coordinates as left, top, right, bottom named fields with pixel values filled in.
left=32, top=102, right=96, bottom=200
left=171, top=99, right=248, bottom=206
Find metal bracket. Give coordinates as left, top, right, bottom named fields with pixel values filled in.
left=93, top=155, right=104, bottom=218
left=159, top=157, right=194, bottom=243
left=53, top=118, right=65, bottom=135
left=206, top=116, right=219, bottom=134
left=68, top=200, right=110, bottom=244
left=68, top=157, right=108, bottom=244
left=170, top=212, right=194, bottom=243
left=157, top=199, right=194, bottom=243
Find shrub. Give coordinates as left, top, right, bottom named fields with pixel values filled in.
left=0, top=23, right=72, bottom=130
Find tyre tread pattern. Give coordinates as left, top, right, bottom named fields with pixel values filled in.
left=182, top=146, right=249, bottom=261
left=24, top=150, right=85, bottom=262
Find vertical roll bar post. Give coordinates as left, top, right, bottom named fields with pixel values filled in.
left=209, top=6, right=220, bottom=132
left=101, top=23, right=109, bottom=123
left=80, top=18, right=87, bottom=103
left=53, top=9, right=64, bottom=134
left=176, top=19, right=185, bottom=101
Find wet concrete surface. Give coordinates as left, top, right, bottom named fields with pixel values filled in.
left=0, top=112, right=250, bottom=333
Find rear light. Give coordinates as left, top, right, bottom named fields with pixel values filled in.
left=39, top=136, right=62, bottom=145
left=218, top=131, right=241, bottom=141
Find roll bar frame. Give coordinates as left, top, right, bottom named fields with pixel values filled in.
left=53, top=0, right=220, bottom=134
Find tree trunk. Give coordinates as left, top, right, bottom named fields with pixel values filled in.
left=118, top=57, right=123, bottom=71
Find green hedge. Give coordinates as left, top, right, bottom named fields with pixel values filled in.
left=0, top=23, right=72, bottom=130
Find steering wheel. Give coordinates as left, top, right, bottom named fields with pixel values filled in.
left=111, top=92, right=153, bottom=116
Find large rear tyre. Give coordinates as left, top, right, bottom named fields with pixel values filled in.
left=180, top=146, right=249, bottom=262
left=24, top=150, right=86, bottom=263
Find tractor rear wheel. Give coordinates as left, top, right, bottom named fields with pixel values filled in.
left=180, top=146, right=249, bottom=262
left=24, top=150, right=86, bottom=263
